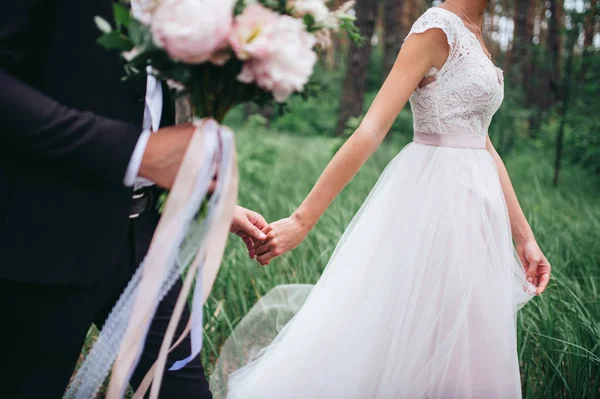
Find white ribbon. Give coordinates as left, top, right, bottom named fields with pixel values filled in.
left=66, top=119, right=238, bottom=399
left=170, top=128, right=235, bottom=371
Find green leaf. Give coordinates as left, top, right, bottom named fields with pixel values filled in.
left=128, top=19, right=144, bottom=46
left=303, top=14, right=317, bottom=32
left=113, top=3, right=132, bottom=30
left=127, top=19, right=155, bottom=49
left=94, top=16, right=112, bottom=34
left=340, top=19, right=365, bottom=46
left=97, top=31, right=133, bottom=51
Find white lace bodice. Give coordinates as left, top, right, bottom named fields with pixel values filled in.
left=405, top=7, right=504, bottom=138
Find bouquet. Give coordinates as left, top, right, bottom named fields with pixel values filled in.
left=95, top=0, right=360, bottom=121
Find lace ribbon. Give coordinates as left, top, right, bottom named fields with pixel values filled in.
left=65, top=119, right=238, bottom=399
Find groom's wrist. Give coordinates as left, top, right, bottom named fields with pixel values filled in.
left=123, top=129, right=152, bottom=187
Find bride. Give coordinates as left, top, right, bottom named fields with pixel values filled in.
left=212, top=0, right=552, bottom=397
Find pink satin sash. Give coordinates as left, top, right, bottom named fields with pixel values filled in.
left=413, top=130, right=487, bottom=149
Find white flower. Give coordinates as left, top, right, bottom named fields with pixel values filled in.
left=166, top=79, right=186, bottom=92
left=287, top=0, right=330, bottom=24
left=122, top=47, right=141, bottom=61
left=327, top=1, right=356, bottom=29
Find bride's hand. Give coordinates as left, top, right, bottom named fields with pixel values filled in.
left=515, top=239, right=551, bottom=295
left=254, top=215, right=310, bottom=265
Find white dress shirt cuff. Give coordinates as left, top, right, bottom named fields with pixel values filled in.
left=123, top=129, right=151, bottom=187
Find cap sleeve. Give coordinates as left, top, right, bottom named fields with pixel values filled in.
left=403, top=8, right=459, bottom=76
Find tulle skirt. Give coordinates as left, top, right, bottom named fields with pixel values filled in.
left=210, top=141, right=536, bottom=398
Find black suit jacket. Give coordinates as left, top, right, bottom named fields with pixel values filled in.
left=0, top=0, right=174, bottom=284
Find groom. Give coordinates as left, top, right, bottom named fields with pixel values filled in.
left=0, top=1, right=267, bottom=398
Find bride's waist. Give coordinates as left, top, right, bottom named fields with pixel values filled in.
left=412, top=131, right=487, bottom=149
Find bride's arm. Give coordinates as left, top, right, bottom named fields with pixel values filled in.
left=486, top=137, right=551, bottom=295
left=255, top=28, right=450, bottom=265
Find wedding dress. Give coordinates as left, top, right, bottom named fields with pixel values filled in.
left=211, top=7, right=536, bottom=398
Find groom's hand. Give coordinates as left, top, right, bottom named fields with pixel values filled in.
left=139, top=123, right=195, bottom=189
left=230, top=206, right=268, bottom=259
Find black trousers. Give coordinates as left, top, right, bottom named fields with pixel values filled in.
left=0, top=210, right=212, bottom=399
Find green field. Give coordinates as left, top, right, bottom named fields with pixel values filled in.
left=202, top=126, right=600, bottom=398
left=80, top=125, right=600, bottom=398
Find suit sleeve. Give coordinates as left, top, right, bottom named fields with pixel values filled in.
left=0, top=0, right=143, bottom=185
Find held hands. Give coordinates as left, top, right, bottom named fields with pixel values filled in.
left=140, top=126, right=307, bottom=264
left=230, top=210, right=309, bottom=264
left=230, top=206, right=269, bottom=259
left=254, top=214, right=310, bottom=266
left=516, top=238, right=551, bottom=296
left=138, top=124, right=268, bottom=257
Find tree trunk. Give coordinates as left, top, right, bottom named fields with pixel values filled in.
left=511, top=0, right=530, bottom=86
left=410, top=0, right=422, bottom=21
left=525, top=0, right=537, bottom=77
left=259, top=105, right=274, bottom=128
left=502, top=3, right=515, bottom=73
left=584, top=0, right=598, bottom=47
left=487, top=0, right=498, bottom=58
left=336, top=0, right=378, bottom=136
left=242, top=102, right=252, bottom=121
left=525, top=0, right=539, bottom=137
left=382, top=0, right=405, bottom=76
left=554, top=0, right=565, bottom=74
left=325, top=0, right=347, bottom=70
left=325, top=43, right=337, bottom=70
left=538, top=1, right=548, bottom=46
left=400, top=0, right=413, bottom=38
left=554, top=17, right=578, bottom=187
left=581, top=0, right=598, bottom=77
left=547, top=0, right=562, bottom=103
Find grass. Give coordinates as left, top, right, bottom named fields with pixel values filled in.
left=505, top=153, right=600, bottom=397
left=202, top=127, right=407, bottom=351
left=80, top=125, right=600, bottom=398
left=202, top=126, right=600, bottom=398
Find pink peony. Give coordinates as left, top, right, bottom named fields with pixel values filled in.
left=151, top=0, right=235, bottom=65
left=228, top=4, right=280, bottom=61
left=236, top=14, right=317, bottom=102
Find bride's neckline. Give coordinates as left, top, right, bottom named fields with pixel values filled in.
left=433, top=7, right=497, bottom=68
